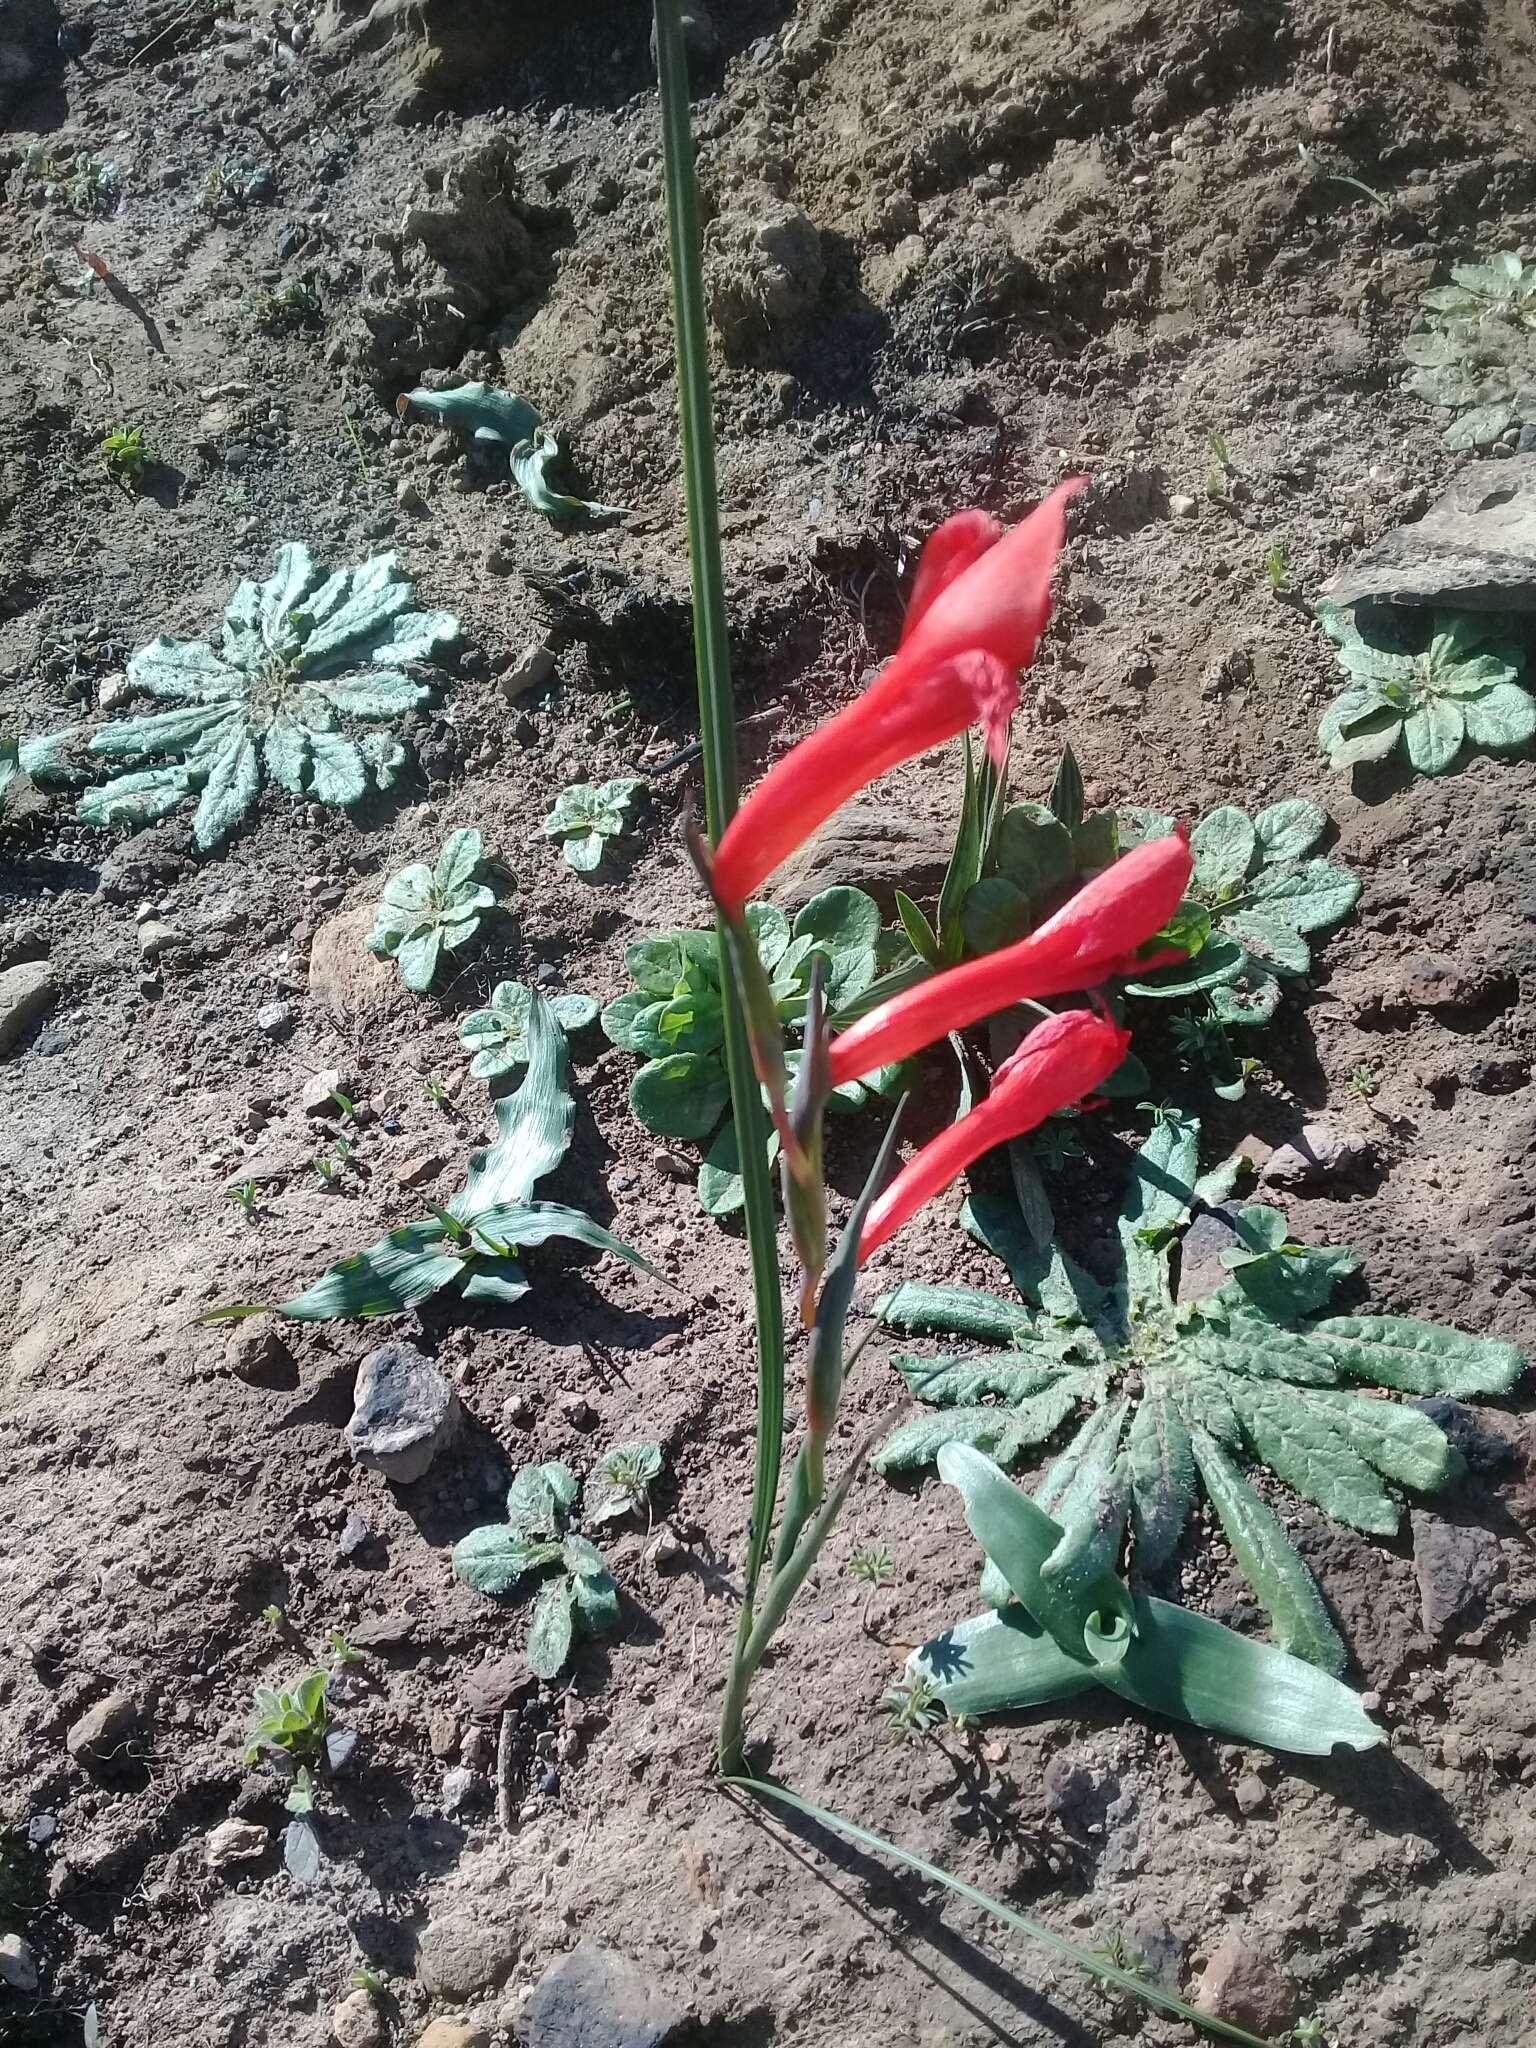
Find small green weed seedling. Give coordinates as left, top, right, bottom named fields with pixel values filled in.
left=453, top=1456, right=631, bottom=1678
left=74, top=544, right=457, bottom=849
left=209, top=995, right=657, bottom=1323
left=881, top=1676, right=945, bottom=1744
left=1204, top=428, right=1233, bottom=500
left=261, top=1603, right=285, bottom=1628
left=1264, top=546, right=1290, bottom=593
left=367, top=828, right=499, bottom=992
left=252, top=279, right=321, bottom=334
left=543, top=777, right=646, bottom=874
left=352, top=1967, right=387, bottom=1996
left=879, top=1112, right=1525, bottom=1682
left=246, top=1670, right=357, bottom=1885
left=310, top=1135, right=352, bottom=1187
left=329, top=1088, right=360, bottom=1124
left=226, top=1180, right=261, bottom=1219
left=1350, top=1063, right=1380, bottom=1098
left=583, top=1441, right=665, bottom=1527
left=101, top=424, right=155, bottom=488
left=1296, top=140, right=1388, bottom=212
left=459, top=979, right=599, bottom=1083
left=849, top=1543, right=895, bottom=1632
left=422, top=1075, right=456, bottom=1111
left=1317, top=603, right=1533, bottom=778
left=327, top=1627, right=363, bottom=1667
left=23, top=144, right=123, bottom=215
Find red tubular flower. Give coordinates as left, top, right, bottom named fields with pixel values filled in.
left=858, top=1010, right=1129, bottom=1263
left=828, top=829, right=1192, bottom=1088
left=709, top=481, right=1084, bottom=916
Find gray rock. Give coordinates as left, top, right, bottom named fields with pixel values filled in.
left=66, top=1691, right=143, bottom=1765
left=1259, top=1122, right=1375, bottom=1189
left=522, top=1939, right=689, bottom=2048
left=1176, top=1201, right=1243, bottom=1305
left=1414, top=1398, right=1517, bottom=1475
left=224, top=1317, right=295, bottom=1387
left=204, top=1818, right=269, bottom=1869
left=768, top=795, right=957, bottom=914
left=395, top=1148, right=449, bottom=1189
left=500, top=638, right=557, bottom=702
left=1120, top=1910, right=1186, bottom=1993
left=0, top=959, right=56, bottom=1056
left=95, top=829, right=191, bottom=904
left=346, top=1341, right=458, bottom=1483
left=0, top=1931, right=38, bottom=1993
left=1412, top=1510, right=1506, bottom=1637
left=302, top=1066, right=356, bottom=1117
left=440, top=1765, right=484, bottom=1816
left=137, top=918, right=187, bottom=961
left=331, top=1987, right=386, bottom=2048
left=1193, top=1938, right=1297, bottom=2034
left=255, top=999, right=296, bottom=1038
left=337, top=1509, right=374, bottom=1557
left=308, top=903, right=400, bottom=1030
left=416, top=1910, right=520, bottom=2002
left=1320, top=454, right=1536, bottom=613
left=1234, top=1771, right=1271, bottom=1817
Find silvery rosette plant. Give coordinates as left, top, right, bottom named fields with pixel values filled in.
left=459, top=980, right=600, bottom=1083
left=1316, top=603, right=1534, bottom=778
left=1401, top=249, right=1536, bottom=449
left=77, top=545, right=458, bottom=848
left=543, top=777, right=646, bottom=873
left=367, top=828, right=499, bottom=992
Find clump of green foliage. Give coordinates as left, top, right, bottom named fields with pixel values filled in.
left=399, top=380, right=626, bottom=520
left=543, top=777, right=646, bottom=874
left=600, top=887, right=904, bottom=1215
left=452, top=1457, right=630, bottom=1677
left=1402, top=250, right=1536, bottom=449
left=1316, top=604, right=1534, bottom=778
left=75, top=544, right=457, bottom=848
left=22, top=143, right=123, bottom=214
left=252, top=279, right=321, bottom=334
left=367, top=827, right=498, bottom=992
left=583, top=1441, right=665, bottom=1525
left=1121, top=797, right=1359, bottom=1098
left=101, top=423, right=156, bottom=488
left=459, top=979, right=598, bottom=1082
left=210, top=994, right=656, bottom=1321
left=875, top=1112, right=1525, bottom=1675
left=245, top=1670, right=356, bottom=1885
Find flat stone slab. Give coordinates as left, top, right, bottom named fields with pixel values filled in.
left=1321, top=455, right=1536, bottom=612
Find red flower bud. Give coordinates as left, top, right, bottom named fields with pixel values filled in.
left=828, top=829, right=1191, bottom=1088
left=710, top=482, right=1083, bottom=916
left=858, top=1010, right=1129, bottom=1263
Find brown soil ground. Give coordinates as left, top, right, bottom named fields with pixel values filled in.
left=3, top=1, right=1536, bottom=2045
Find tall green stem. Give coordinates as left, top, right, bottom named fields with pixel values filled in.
left=653, top=0, right=787, bottom=1773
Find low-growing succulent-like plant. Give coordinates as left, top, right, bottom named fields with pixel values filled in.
left=100, top=423, right=155, bottom=487
left=1316, top=603, right=1534, bottom=777
left=252, top=279, right=321, bottom=334
left=398, top=380, right=626, bottom=520
left=367, top=827, right=498, bottom=992
left=23, top=144, right=123, bottom=214
left=600, top=887, right=904, bottom=1215
left=452, top=1457, right=625, bottom=1677
left=209, top=994, right=656, bottom=1321
left=459, top=979, right=599, bottom=1082
left=583, top=1441, right=664, bottom=1525
left=75, top=545, right=457, bottom=849
left=875, top=1111, right=1525, bottom=1674
left=543, top=777, right=646, bottom=873
left=1402, top=250, right=1536, bottom=449
left=1120, top=797, right=1360, bottom=1098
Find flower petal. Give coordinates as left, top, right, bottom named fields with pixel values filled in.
left=901, top=509, right=1003, bottom=646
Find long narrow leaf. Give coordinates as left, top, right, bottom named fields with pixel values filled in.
left=724, top=1780, right=1278, bottom=2048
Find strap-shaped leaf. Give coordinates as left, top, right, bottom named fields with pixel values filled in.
left=1226, top=1378, right=1399, bottom=1534
left=1182, top=1327, right=1341, bottom=1387
left=78, top=766, right=199, bottom=828
left=90, top=699, right=240, bottom=758
left=1307, top=1314, right=1526, bottom=1396
left=1116, top=1111, right=1200, bottom=1312
left=1189, top=1427, right=1344, bottom=1673
left=1035, top=1399, right=1129, bottom=1607
left=1303, top=1389, right=1455, bottom=1491
left=127, top=635, right=243, bottom=702
left=466, top=1200, right=660, bottom=1281
left=456, top=994, right=574, bottom=1214
left=872, top=1383, right=1086, bottom=1476
left=458, top=1256, right=530, bottom=1305
left=937, top=1443, right=1133, bottom=1664
left=260, top=541, right=319, bottom=648
left=908, top=1606, right=1101, bottom=1716
left=874, top=1284, right=1038, bottom=1345
left=1128, top=1380, right=1196, bottom=1573
left=1175, top=1370, right=1241, bottom=1447
left=1104, top=1594, right=1377, bottom=1753
left=193, top=729, right=261, bottom=847
left=273, top=1228, right=463, bottom=1320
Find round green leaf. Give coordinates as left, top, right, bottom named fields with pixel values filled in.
left=629, top=1053, right=729, bottom=1139
left=1244, top=858, right=1360, bottom=934
left=961, top=876, right=1034, bottom=956
left=745, top=900, right=791, bottom=970
left=1125, top=932, right=1248, bottom=998
left=995, top=803, right=1074, bottom=896
left=1252, top=797, right=1327, bottom=863
left=1460, top=680, right=1536, bottom=751
left=1403, top=697, right=1465, bottom=775
left=1190, top=806, right=1257, bottom=900
left=564, top=830, right=606, bottom=873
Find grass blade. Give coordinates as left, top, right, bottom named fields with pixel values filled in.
left=723, top=1778, right=1279, bottom=2047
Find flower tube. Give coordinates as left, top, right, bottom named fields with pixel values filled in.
left=829, top=829, right=1191, bottom=1088
left=709, top=481, right=1083, bottom=916
left=858, top=1009, right=1129, bottom=1263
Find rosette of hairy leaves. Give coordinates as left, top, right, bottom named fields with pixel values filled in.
left=451, top=1456, right=624, bottom=1678
left=459, top=979, right=599, bottom=1082
left=600, top=887, right=906, bottom=1216
left=76, top=545, right=457, bottom=849
left=367, top=827, right=498, bottom=992
left=874, top=1111, right=1524, bottom=1673
left=208, top=994, right=656, bottom=1323
left=1120, top=796, right=1359, bottom=1098
left=1316, top=603, right=1533, bottom=778
left=543, top=777, right=646, bottom=874
left=1402, top=250, right=1536, bottom=450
